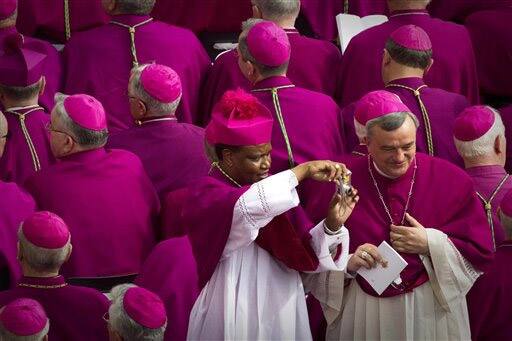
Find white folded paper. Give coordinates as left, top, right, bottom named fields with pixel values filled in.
left=336, top=13, right=388, bottom=54
left=356, top=240, right=408, bottom=295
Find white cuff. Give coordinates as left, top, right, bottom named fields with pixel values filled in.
left=308, top=220, right=350, bottom=272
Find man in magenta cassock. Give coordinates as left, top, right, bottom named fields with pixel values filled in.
left=467, top=191, right=512, bottom=340
left=15, top=0, right=109, bottom=43
left=0, top=211, right=109, bottom=340
left=0, top=32, right=55, bottom=184
left=322, top=91, right=493, bottom=339
left=0, top=298, right=49, bottom=340
left=428, top=0, right=512, bottom=23
left=201, top=0, right=342, bottom=120
left=135, top=236, right=198, bottom=341
left=343, top=25, right=467, bottom=166
left=0, top=0, right=61, bottom=112
left=453, top=106, right=512, bottom=249
left=107, top=63, right=209, bottom=197
left=24, top=93, right=160, bottom=279
left=63, top=0, right=210, bottom=130
left=0, top=112, right=35, bottom=290
left=338, top=0, right=479, bottom=107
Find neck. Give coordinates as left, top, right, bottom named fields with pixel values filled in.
left=254, top=72, right=287, bottom=84
left=2, top=97, right=39, bottom=110
left=388, top=1, right=428, bottom=12
left=384, top=68, right=424, bottom=85
left=22, top=263, right=59, bottom=278
left=271, top=17, right=297, bottom=29
left=464, top=155, right=505, bottom=169
left=215, top=162, right=243, bottom=187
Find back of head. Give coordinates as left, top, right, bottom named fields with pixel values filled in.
left=252, top=0, right=300, bottom=22
left=387, top=0, right=431, bottom=11
left=111, top=0, right=155, bottom=15
left=385, top=25, right=433, bottom=70
left=0, top=0, right=17, bottom=28
left=499, top=190, right=512, bottom=239
left=18, top=211, right=71, bottom=274
left=0, top=298, right=49, bottom=341
left=108, top=284, right=167, bottom=341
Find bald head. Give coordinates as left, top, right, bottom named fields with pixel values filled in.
left=252, top=0, right=300, bottom=24
left=387, top=0, right=431, bottom=11
left=0, top=111, right=8, bottom=158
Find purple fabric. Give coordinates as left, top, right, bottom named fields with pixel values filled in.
left=465, top=165, right=512, bottom=247
left=501, top=105, right=512, bottom=173
left=123, top=287, right=166, bottom=329
left=15, top=0, right=109, bottom=43
left=24, top=148, right=160, bottom=278
left=200, top=29, right=342, bottom=124
left=300, top=0, right=388, bottom=41
left=246, top=21, right=290, bottom=67
left=339, top=153, right=493, bottom=297
left=454, top=105, right=495, bottom=142
left=22, top=211, right=70, bottom=249
left=467, top=241, right=512, bottom=340
left=63, top=15, right=210, bottom=131
left=465, top=9, right=512, bottom=98
left=338, top=10, right=480, bottom=108
left=0, top=107, right=54, bottom=184
left=428, top=0, right=512, bottom=23
left=0, top=276, right=109, bottom=341
left=135, top=237, right=199, bottom=341
left=0, top=27, right=62, bottom=112
left=0, top=298, right=47, bottom=336
left=343, top=78, right=467, bottom=167
left=64, top=94, right=107, bottom=131
left=107, top=120, right=210, bottom=197
left=0, top=181, right=35, bottom=289
left=390, top=24, right=432, bottom=51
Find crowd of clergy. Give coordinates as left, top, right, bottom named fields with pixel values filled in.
left=0, top=0, right=511, bottom=340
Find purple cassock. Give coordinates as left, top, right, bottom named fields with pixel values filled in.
left=135, top=237, right=199, bottom=341
left=0, top=106, right=54, bottom=184
left=300, top=0, right=388, bottom=41
left=465, top=9, right=512, bottom=99
left=428, top=0, right=512, bottom=23
left=343, top=77, right=468, bottom=166
left=501, top=105, right=512, bottom=173
left=465, top=165, right=512, bottom=247
left=63, top=14, right=210, bottom=130
left=15, top=0, right=109, bottom=43
left=0, top=182, right=35, bottom=289
left=0, top=27, right=62, bottom=112
left=200, top=28, right=342, bottom=122
left=0, top=276, right=109, bottom=340
left=339, top=153, right=493, bottom=297
left=107, top=119, right=210, bottom=197
left=338, top=9, right=480, bottom=107
left=24, top=148, right=160, bottom=278
left=467, top=241, right=512, bottom=340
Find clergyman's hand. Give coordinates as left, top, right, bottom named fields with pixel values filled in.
left=325, top=189, right=359, bottom=232
left=347, top=243, right=388, bottom=273
left=292, top=160, right=348, bottom=183
left=390, top=213, right=429, bottom=255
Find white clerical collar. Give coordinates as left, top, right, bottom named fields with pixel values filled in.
left=5, top=104, right=41, bottom=112
left=390, top=11, right=429, bottom=18
left=139, top=117, right=177, bottom=125
left=373, top=161, right=400, bottom=179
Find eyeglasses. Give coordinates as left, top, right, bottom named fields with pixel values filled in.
left=102, top=311, right=110, bottom=323
left=45, top=122, right=77, bottom=142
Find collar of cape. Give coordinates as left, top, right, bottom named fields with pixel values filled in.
left=17, top=275, right=67, bottom=289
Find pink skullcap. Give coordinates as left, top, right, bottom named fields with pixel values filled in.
left=390, top=25, right=432, bottom=51
left=0, top=299, right=48, bottom=336
left=123, top=287, right=166, bottom=329
left=64, top=94, right=107, bottom=131
left=0, top=0, right=16, bottom=20
left=140, top=64, right=182, bottom=103
left=453, top=106, right=495, bottom=142
left=0, top=33, right=46, bottom=87
left=500, top=190, right=512, bottom=218
left=246, top=21, right=290, bottom=67
left=205, top=88, right=273, bottom=146
left=354, top=90, right=411, bottom=125
left=22, top=211, right=70, bottom=249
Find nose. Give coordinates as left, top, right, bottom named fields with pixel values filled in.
left=394, top=150, right=406, bottom=163
left=261, top=154, right=271, bottom=169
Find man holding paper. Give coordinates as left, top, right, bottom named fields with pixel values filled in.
left=320, top=91, right=493, bottom=340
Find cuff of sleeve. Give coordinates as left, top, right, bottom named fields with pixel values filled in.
left=309, top=220, right=350, bottom=272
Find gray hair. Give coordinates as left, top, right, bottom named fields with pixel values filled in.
left=252, top=0, right=300, bottom=21
left=0, top=10, right=17, bottom=28
left=0, top=319, right=49, bottom=341
left=108, top=284, right=166, bottom=341
left=53, top=93, right=109, bottom=147
left=238, top=19, right=289, bottom=76
left=18, top=227, right=70, bottom=272
left=115, top=0, right=155, bottom=15
left=366, top=111, right=419, bottom=137
left=454, top=108, right=505, bottom=159
left=130, top=64, right=181, bottom=117
left=354, top=119, right=367, bottom=140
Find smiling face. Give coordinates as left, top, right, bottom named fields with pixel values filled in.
left=367, top=114, right=417, bottom=178
left=220, top=143, right=272, bottom=185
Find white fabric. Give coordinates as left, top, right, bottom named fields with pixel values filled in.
left=325, top=228, right=480, bottom=341
left=187, top=170, right=350, bottom=340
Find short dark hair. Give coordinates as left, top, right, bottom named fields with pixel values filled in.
left=0, top=80, right=42, bottom=101
left=215, top=144, right=242, bottom=161
left=115, top=0, right=156, bottom=15
left=385, top=38, right=432, bottom=70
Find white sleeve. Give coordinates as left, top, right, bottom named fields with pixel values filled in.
left=421, top=228, right=482, bottom=312
left=222, top=170, right=300, bottom=258
left=307, top=220, right=350, bottom=272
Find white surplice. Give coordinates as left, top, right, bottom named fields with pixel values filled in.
left=187, top=170, right=350, bottom=340
left=315, top=228, right=481, bottom=341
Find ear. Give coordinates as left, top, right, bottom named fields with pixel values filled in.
left=424, top=58, right=434, bottom=75
left=62, top=135, right=76, bottom=154
left=65, top=244, right=73, bottom=262
left=39, top=77, right=46, bottom=96
left=382, top=49, right=392, bottom=66
left=363, top=136, right=369, bottom=145
left=16, top=241, right=21, bottom=261
left=43, top=335, right=49, bottom=341
left=252, top=5, right=263, bottom=19
left=222, top=149, right=234, bottom=168
left=494, top=134, right=503, bottom=154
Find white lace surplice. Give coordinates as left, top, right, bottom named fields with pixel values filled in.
left=187, top=170, right=349, bottom=340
